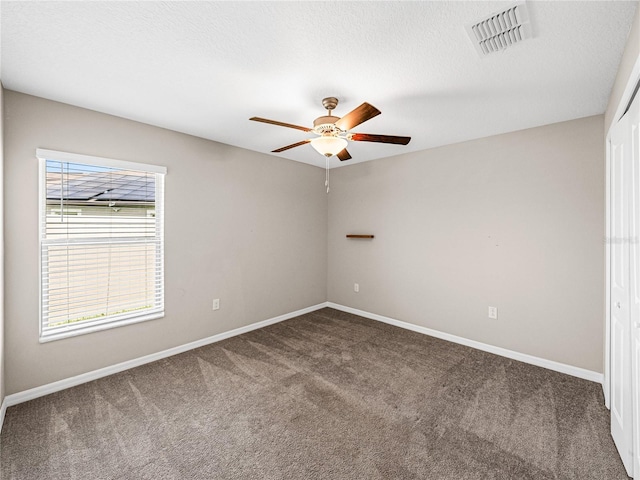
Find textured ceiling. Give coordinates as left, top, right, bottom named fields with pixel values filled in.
left=1, top=1, right=638, bottom=168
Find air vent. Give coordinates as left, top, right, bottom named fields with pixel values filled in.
left=465, top=2, right=532, bottom=57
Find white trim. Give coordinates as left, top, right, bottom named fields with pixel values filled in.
left=4, top=301, right=605, bottom=410
left=36, top=148, right=167, bottom=174
left=38, top=157, right=45, bottom=342
left=327, top=303, right=604, bottom=384
left=0, top=398, right=7, bottom=434
left=604, top=51, right=640, bottom=410
left=39, top=311, right=165, bottom=343
left=605, top=133, right=612, bottom=409
left=4, top=303, right=326, bottom=407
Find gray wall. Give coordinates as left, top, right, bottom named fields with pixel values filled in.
left=327, top=115, right=605, bottom=373
left=605, top=3, right=640, bottom=134
left=3, top=91, right=328, bottom=395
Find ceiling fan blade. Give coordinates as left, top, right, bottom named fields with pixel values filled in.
left=271, top=139, right=310, bottom=153
left=250, top=117, right=311, bottom=132
left=350, top=133, right=411, bottom=145
left=337, top=149, right=352, bottom=161
left=335, top=103, right=381, bottom=131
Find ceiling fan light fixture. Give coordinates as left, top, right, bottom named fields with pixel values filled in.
left=310, top=136, right=348, bottom=157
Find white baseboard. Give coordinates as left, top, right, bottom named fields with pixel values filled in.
left=0, top=397, right=7, bottom=434
left=3, top=303, right=327, bottom=409
left=327, top=302, right=604, bottom=384
left=2, top=300, right=603, bottom=422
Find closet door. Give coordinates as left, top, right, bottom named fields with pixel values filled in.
left=628, top=89, right=640, bottom=478
left=611, top=104, right=634, bottom=477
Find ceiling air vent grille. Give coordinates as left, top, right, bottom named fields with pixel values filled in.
left=465, top=2, right=532, bottom=57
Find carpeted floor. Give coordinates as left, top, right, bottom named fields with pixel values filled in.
left=0, top=308, right=629, bottom=479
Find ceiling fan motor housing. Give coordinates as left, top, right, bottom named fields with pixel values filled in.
left=313, top=115, right=342, bottom=135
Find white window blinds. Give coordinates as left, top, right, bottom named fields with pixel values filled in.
left=37, top=149, right=166, bottom=341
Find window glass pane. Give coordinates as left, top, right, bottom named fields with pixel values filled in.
left=45, top=161, right=156, bottom=240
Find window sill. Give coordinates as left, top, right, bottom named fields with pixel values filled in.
left=39, top=311, right=165, bottom=343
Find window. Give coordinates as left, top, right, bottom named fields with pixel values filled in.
left=37, top=149, right=166, bottom=342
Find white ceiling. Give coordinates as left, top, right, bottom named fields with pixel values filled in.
left=1, top=1, right=638, bottom=168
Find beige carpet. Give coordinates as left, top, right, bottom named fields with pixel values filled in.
left=0, top=308, right=628, bottom=479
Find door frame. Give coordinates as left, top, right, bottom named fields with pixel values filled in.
left=606, top=54, right=640, bottom=409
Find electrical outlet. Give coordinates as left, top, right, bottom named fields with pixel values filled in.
left=354, top=283, right=359, bottom=293
left=488, top=306, right=498, bottom=319
left=213, top=299, right=220, bottom=311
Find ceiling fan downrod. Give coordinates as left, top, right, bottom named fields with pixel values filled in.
left=313, top=97, right=343, bottom=137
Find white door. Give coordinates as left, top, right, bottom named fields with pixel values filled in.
left=611, top=101, right=634, bottom=477
left=628, top=89, right=640, bottom=478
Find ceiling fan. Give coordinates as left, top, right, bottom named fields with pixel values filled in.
left=250, top=97, right=411, bottom=161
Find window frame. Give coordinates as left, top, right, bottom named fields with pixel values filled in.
left=37, top=148, right=167, bottom=343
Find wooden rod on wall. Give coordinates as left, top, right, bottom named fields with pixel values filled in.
left=346, top=235, right=374, bottom=239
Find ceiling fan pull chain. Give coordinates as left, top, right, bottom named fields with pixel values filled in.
left=325, top=156, right=330, bottom=193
